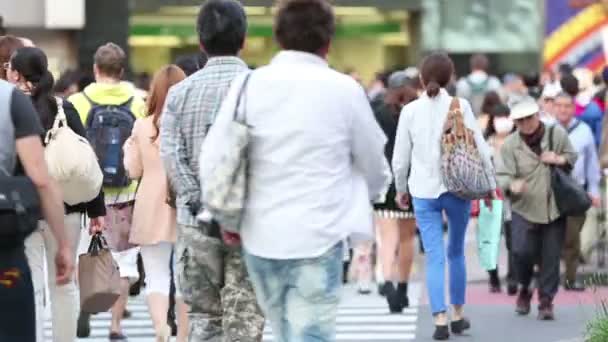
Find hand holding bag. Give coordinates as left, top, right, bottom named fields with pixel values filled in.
left=548, top=125, right=591, bottom=216
left=199, top=73, right=252, bottom=233
left=78, top=233, right=121, bottom=313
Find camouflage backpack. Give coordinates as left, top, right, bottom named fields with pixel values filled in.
left=440, top=98, right=493, bottom=200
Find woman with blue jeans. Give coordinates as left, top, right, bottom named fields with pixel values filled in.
left=393, top=53, right=496, bottom=340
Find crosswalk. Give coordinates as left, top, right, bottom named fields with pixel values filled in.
left=44, top=284, right=420, bottom=342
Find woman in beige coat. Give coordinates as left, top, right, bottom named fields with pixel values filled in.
left=123, top=65, right=188, bottom=342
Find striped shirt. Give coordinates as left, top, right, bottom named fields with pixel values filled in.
left=159, top=56, right=249, bottom=227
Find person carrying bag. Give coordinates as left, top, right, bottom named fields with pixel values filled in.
left=78, top=233, right=121, bottom=314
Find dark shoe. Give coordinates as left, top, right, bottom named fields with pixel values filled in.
left=378, top=283, right=387, bottom=297
left=488, top=270, right=501, bottom=293
left=516, top=289, right=533, bottom=316
left=537, top=300, right=555, bottom=321
left=109, top=332, right=128, bottom=341
left=383, top=282, right=403, bottom=313
left=122, top=309, right=132, bottom=319
left=507, top=282, right=518, bottom=296
left=564, top=279, right=586, bottom=292
left=450, top=318, right=471, bottom=334
left=397, top=282, right=410, bottom=308
left=76, top=312, right=91, bottom=338
left=433, top=325, right=450, bottom=340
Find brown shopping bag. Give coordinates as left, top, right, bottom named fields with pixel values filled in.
left=78, top=233, right=121, bottom=313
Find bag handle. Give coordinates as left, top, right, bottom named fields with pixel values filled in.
left=87, top=233, right=109, bottom=255
left=233, top=72, right=253, bottom=124
left=44, top=97, right=68, bottom=144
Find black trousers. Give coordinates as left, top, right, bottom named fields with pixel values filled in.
left=511, top=213, right=566, bottom=302
left=0, top=246, right=36, bottom=342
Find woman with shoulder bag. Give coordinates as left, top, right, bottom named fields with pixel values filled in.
left=6, top=47, right=106, bottom=342
left=392, top=53, right=496, bottom=340
left=123, top=65, right=189, bottom=342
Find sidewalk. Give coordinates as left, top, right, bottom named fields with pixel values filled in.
left=412, top=218, right=606, bottom=342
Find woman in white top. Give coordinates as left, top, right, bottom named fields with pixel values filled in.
left=392, top=53, right=495, bottom=341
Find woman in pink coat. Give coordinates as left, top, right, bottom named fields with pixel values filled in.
left=124, top=65, right=188, bottom=342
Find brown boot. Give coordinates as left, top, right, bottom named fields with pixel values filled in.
left=515, top=289, right=533, bottom=315
left=537, top=299, right=555, bottom=320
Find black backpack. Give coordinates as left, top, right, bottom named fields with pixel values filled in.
left=84, top=94, right=136, bottom=188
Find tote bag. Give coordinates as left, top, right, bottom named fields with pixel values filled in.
left=45, top=98, right=103, bottom=205
left=78, top=233, right=121, bottom=313
left=476, top=200, right=504, bottom=271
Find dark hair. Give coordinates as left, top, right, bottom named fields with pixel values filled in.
left=558, top=63, right=573, bottom=76
left=523, top=72, right=540, bottom=88
left=420, top=52, right=454, bottom=97
left=175, top=52, right=208, bottom=76
left=0, top=35, right=25, bottom=80
left=275, top=0, right=335, bottom=54
left=53, top=69, right=80, bottom=95
left=78, top=72, right=95, bottom=91
left=10, top=47, right=57, bottom=130
left=94, top=42, right=126, bottom=78
left=197, top=0, right=247, bottom=56
left=481, top=91, right=502, bottom=115
left=470, top=54, right=489, bottom=72
left=484, top=104, right=511, bottom=138
left=560, top=74, right=579, bottom=97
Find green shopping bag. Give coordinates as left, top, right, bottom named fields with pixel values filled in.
left=476, top=200, right=504, bottom=271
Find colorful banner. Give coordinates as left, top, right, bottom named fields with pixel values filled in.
left=544, top=0, right=608, bottom=73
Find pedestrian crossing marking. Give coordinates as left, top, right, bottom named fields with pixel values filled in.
left=44, top=284, right=420, bottom=341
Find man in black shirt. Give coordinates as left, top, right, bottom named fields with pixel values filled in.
left=0, top=80, right=73, bottom=341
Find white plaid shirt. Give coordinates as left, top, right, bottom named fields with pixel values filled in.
left=160, top=56, right=249, bottom=227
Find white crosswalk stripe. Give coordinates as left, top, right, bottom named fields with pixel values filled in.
left=44, top=284, right=420, bottom=341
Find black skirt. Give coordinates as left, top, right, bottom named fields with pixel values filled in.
left=373, top=183, right=414, bottom=219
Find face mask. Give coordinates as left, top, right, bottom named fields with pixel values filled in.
left=493, top=117, right=514, bottom=134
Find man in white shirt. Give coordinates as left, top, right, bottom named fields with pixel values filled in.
left=456, top=54, right=502, bottom=116
left=200, top=0, right=390, bottom=340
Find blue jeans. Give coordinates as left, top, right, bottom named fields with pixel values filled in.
left=413, top=193, right=471, bottom=315
left=244, top=243, right=343, bottom=342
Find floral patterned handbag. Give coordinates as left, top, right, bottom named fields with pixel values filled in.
left=440, top=98, right=493, bottom=200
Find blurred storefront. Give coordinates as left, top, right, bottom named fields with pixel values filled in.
left=0, top=0, right=85, bottom=76
left=422, top=0, right=543, bottom=76
left=130, top=0, right=421, bottom=83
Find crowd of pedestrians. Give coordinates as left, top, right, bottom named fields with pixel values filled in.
left=2, top=0, right=608, bottom=341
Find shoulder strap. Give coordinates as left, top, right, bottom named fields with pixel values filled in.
left=549, top=125, right=555, bottom=152
left=120, top=96, right=134, bottom=108
left=82, top=91, right=98, bottom=107
left=450, top=97, right=460, bottom=111
left=567, top=120, right=581, bottom=134
left=234, top=72, right=253, bottom=123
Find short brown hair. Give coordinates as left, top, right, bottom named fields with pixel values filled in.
left=94, top=42, right=126, bottom=78
left=0, top=35, right=25, bottom=80
left=274, top=0, right=335, bottom=54
left=470, top=54, right=489, bottom=72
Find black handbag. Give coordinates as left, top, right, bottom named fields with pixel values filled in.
left=0, top=174, right=41, bottom=247
left=548, top=126, right=592, bottom=217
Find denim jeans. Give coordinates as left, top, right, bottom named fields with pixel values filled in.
left=244, top=242, right=343, bottom=342
left=0, top=245, right=36, bottom=342
left=413, top=193, right=471, bottom=315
